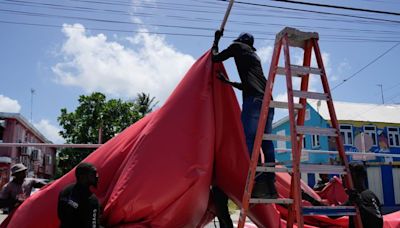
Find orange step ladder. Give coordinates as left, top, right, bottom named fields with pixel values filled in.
left=237, top=27, right=363, bottom=228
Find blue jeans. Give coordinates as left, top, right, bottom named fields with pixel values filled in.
left=241, top=96, right=275, bottom=182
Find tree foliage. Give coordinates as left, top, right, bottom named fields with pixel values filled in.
left=56, top=92, right=157, bottom=177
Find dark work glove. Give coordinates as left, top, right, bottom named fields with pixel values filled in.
left=217, top=71, right=229, bottom=83
left=213, top=30, right=224, bottom=46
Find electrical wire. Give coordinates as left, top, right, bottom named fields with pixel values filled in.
left=1, top=1, right=400, bottom=42
left=331, top=42, right=400, bottom=90
left=271, top=0, right=400, bottom=16
left=224, top=0, right=400, bottom=24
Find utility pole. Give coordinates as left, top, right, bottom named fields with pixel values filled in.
left=30, top=88, right=35, bottom=122
left=377, top=84, right=384, bottom=104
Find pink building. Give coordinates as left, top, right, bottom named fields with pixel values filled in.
left=0, top=112, right=56, bottom=188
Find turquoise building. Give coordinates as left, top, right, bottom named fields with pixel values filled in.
left=272, top=101, right=400, bottom=212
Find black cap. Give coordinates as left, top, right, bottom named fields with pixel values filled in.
left=75, top=162, right=96, bottom=178
left=349, top=161, right=367, bottom=178
left=234, top=32, right=256, bottom=50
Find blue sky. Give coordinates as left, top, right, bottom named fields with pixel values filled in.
left=0, top=0, right=399, bottom=144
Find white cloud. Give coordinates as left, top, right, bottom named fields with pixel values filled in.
left=52, top=23, right=195, bottom=104
left=0, top=95, right=21, bottom=113
left=34, top=119, right=65, bottom=144
left=258, top=44, right=273, bottom=65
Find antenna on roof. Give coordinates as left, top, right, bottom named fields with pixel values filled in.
left=377, top=84, right=384, bottom=104
left=30, top=88, right=35, bottom=122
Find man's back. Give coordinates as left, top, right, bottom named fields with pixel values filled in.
left=212, top=42, right=266, bottom=98
left=58, top=184, right=100, bottom=228
left=349, top=189, right=383, bottom=228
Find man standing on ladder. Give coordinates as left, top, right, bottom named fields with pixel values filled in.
left=211, top=30, right=277, bottom=199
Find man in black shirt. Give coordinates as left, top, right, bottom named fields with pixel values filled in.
left=58, top=162, right=100, bottom=228
left=211, top=30, right=276, bottom=199
left=345, top=162, right=383, bottom=228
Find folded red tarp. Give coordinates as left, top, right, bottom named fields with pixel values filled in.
left=4, top=51, right=399, bottom=228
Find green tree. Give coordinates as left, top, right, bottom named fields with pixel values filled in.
left=133, top=92, right=158, bottom=118
left=56, top=92, right=157, bottom=177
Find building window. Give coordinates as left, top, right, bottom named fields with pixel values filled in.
left=0, top=120, right=5, bottom=143
left=302, top=136, right=307, bottom=148
left=305, top=109, right=310, bottom=121
left=45, top=154, right=53, bottom=165
left=312, top=135, right=320, bottom=148
left=340, top=124, right=353, bottom=145
left=363, top=125, right=377, bottom=146
left=387, top=127, right=400, bottom=147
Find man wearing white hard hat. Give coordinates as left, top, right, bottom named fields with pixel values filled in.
left=0, top=163, right=46, bottom=213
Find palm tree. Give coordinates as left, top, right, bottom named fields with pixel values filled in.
left=134, top=92, right=158, bottom=118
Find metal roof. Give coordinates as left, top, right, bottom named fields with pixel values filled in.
left=308, top=100, right=400, bottom=124
left=0, top=112, right=52, bottom=143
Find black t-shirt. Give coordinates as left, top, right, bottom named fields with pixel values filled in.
left=212, top=42, right=267, bottom=98
left=348, top=190, right=383, bottom=228
left=58, top=183, right=100, bottom=228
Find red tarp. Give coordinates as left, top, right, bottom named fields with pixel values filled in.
left=316, top=176, right=348, bottom=206
left=3, top=51, right=399, bottom=228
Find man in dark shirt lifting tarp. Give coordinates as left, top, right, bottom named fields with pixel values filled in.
left=58, top=162, right=100, bottom=228
left=211, top=30, right=277, bottom=199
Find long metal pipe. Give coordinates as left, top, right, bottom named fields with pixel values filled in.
left=0, top=143, right=102, bottom=148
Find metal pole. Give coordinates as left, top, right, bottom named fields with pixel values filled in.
left=377, top=84, right=384, bottom=104
left=30, top=88, right=35, bottom=122
left=0, top=143, right=102, bottom=148
left=219, top=0, right=235, bottom=31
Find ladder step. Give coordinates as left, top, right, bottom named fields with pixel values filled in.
left=269, top=101, right=303, bottom=109
left=302, top=206, right=356, bottom=216
left=256, top=166, right=289, bottom=173
left=276, top=65, right=322, bottom=76
left=276, top=27, right=319, bottom=48
left=256, top=164, right=347, bottom=174
left=263, top=134, right=291, bottom=141
left=250, top=198, right=293, bottom=204
left=297, top=126, right=338, bottom=136
left=292, top=90, right=329, bottom=100
left=299, top=164, right=347, bottom=174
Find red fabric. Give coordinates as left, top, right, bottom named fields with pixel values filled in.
left=3, top=51, right=399, bottom=228
left=317, top=176, right=348, bottom=205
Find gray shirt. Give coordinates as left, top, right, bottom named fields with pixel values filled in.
left=0, top=178, right=41, bottom=211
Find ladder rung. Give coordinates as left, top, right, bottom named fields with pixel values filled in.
left=256, top=164, right=347, bottom=174
left=297, top=126, right=338, bottom=136
left=256, top=166, right=290, bottom=173
left=269, top=101, right=303, bottom=109
left=263, top=134, right=291, bottom=141
left=292, top=90, right=329, bottom=100
left=250, top=198, right=293, bottom=204
left=276, top=65, right=322, bottom=76
left=302, top=206, right=356, bottom=216
left=299, top=164, right=347, bottom=174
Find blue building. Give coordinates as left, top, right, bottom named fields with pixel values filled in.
left=272, top=101, right=400, bottom=212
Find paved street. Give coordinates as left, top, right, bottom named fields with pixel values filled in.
left=0, top=213, right=6, bottom=223
left=204, top=210, right=256, bottom=228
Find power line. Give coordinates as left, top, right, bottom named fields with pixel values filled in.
left=1, top=0, right=400, bottom=43
left=225, top=0, right=400, bottom=24
left=271, top=0, right=400, bottom=16
left=3, top=0, right=400, bottom=29
left=3, top=0, right=400, bottom=36
left=2, top=3, right=400, bottom=42
left=1, top=19, right=399, bottom=44
left=331, top=42, right=400, bottom=90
